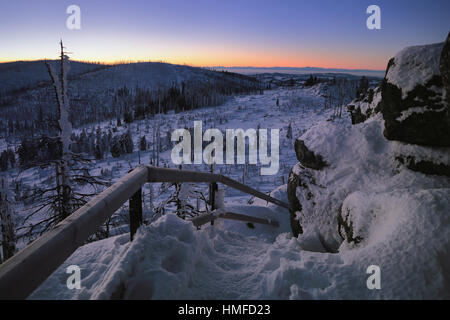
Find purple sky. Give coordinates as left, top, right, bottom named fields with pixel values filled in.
left=0, top=0, right=449, bottom=69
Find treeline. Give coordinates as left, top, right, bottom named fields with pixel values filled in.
left=1, top=73, right=263, bottom=140
left=12, top=122, right=173, bottom=168
left=304, top=75, right=322, bottom=87
left=113, top=79, right=262, bottom=124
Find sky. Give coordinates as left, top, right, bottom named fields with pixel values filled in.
left=0, top=0, right=449, bottom=70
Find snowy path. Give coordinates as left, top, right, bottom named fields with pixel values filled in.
left=30, top=203, right=292, bottom=300
left=30, top=181, right=450, bottom=300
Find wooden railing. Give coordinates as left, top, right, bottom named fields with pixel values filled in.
left=0, top=165, right=289, bottom=299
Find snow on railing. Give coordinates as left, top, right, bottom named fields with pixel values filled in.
left=0, top=165, right=289, bottom=299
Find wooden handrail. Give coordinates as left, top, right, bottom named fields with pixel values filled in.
left=0, top=166, right=148, bottom=299
left=0, top=165, right=289, bottom=299
left=146, top=166, right=290, bottom=209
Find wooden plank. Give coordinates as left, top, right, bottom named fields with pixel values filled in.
left=219, top=176, right=290, bottom=209
left=0, top=166, right=149, bottom=299
left=219, top=212, right=279, bottom=228
left=190, top=213, right=218, bottom=228
left=190, top=211, right=279, bottom=228
left=147, top=166, right=220, bottom=183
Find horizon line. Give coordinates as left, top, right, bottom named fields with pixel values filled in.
left=0, top=58, right=386, bottom=72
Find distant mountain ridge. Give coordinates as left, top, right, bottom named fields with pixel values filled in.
left=210, top=66, right=385, bottom=77
left=0, top=60, right=257, bottom=97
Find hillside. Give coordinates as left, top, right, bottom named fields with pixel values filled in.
left=0, top=60, right=262, bottom=137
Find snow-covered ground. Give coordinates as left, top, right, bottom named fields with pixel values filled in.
left=7, top=86, right=333, bottom=243
left=28, top=86, right=343, bottom=299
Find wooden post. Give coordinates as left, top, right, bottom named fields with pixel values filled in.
left=129, top=188, right=143, bottom=241
left=209, top=182, right=218, bottom=225
left=210, top=182, right=218, bottom=210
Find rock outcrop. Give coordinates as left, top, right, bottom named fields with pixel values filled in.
left=288, top=35, right=450, bottom=248
left=345, top=35, right=450, bottom=176
left=381, top=41, right=449, bottom=147
left=347, top=87, right=382, bottom=125
left=440, top=32, right=450, bottom=105
left=283, top=37, right=450, bottom=298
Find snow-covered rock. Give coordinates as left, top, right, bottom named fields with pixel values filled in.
left=287, top=113, right=450, bottom=297
left=287, top=38, right=450, bottom=296
left=382, top=38, right=449, bottom=147
left=288, top=38, right=450, bottom=294
left=347, top=87, right=382, bottom=124
left=348, top=34, right=449, bottom=148
left=385, top=42, right=444, bottom=98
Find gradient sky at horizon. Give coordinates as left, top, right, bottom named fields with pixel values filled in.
left=0, top=0, right=449, bottom=70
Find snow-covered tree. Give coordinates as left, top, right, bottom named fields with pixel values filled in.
left=45, top=40, right=73, bottom=221
left=20, top=42, right=108, bottom=240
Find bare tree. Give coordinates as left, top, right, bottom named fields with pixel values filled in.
left=45, top=40, right=73, bottom=221
left=18, top=41, right=108, bottom=241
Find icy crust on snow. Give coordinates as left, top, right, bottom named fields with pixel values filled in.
left=386, top=42, right=444, bottom=99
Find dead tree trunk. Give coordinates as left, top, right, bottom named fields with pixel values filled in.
left=0, top=177, right=15, bottom=262
left=45, top=40, right=73, bottom=222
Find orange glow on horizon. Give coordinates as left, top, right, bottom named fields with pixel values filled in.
left=0, top=36, right=388, bottom=70
left=0, top=52, right=387, bottom=71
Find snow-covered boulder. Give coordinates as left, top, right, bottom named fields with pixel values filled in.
left=381, top=39, right=449, bottom=147
left=348, top=34, right=449, bottom=148
left=288, top=138, right=329, bottom=239
left=286, top=110, right=450, bottom=300
left=346, top=36, right=450, bottom=176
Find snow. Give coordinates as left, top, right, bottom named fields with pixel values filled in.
left=30, top=185, right=450, bottom=300
left=297, top=114, right=449, bottom=236
left=30, top=111, right=450, bottom=299
left=29, top=234, right=130, bottom=300
left=386, top=42, right=444, bottom=99
left=395, top=105, right=447, bottom=122
left=289, top=113, right=450, bottom=298
left=5, top=57, right=446, bottom=300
